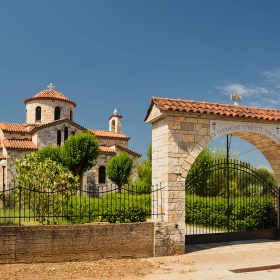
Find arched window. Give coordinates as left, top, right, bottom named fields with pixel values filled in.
left=35, top=106, right=41, bottom=121
left=57, top=130, right=61, bottom=146
left=111, top=120, right=115, bottom=132
left=64, top=127, right=68, bottom=141
left=70, top=110, right=73, bottom=121
left=71, top=131, right=75, bottom=136
left=99, top=166, right=106, bottom=184
left=54, top=106, right=61, bottom=120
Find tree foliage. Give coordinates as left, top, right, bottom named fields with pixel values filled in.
left=14, top=152, right=80, bottom=224
left=60, top=131, right=100, bottom=178
left=15, top=152, right=79, bottom=192
left=186, top=146, right=277, bottom=197
left=134, top=143, right=152, bottom=193
left=106, top=152, right=133, bottom=193
left=36, top=145, right=63, bottom=164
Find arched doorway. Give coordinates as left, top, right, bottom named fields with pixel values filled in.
left=145, top=97, right=280, bottom=256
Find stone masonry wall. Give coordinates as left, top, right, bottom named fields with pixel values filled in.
left=4, top=149, right=32, bottom=190
left=151, top=110, right=280, bottom=256
left=151, top=113, right=211, bottom=256
left=0, top=223, right=154, bottom=264
left=98, top=138, right=129, bottom=148
left=26, top=100, right=74, bottom=124
left=35, top=123, right=83, bottom=149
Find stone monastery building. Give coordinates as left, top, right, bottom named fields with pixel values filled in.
left=0, top=84, right=141, bottom=190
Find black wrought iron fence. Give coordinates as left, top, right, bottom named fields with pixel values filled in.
left=0, top=182, right=164, bottom=226
left=185, top=158, right=279, bottom=236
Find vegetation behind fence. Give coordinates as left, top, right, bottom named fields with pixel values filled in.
left=0, top=183, right=163, bottom=226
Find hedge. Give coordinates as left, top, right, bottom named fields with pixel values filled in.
left=186, top=195, right=277, bottom=231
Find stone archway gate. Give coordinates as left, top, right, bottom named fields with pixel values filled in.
left=145, top=96, right=280, bottom=256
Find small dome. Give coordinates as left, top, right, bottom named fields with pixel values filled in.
left=24, top=89, right=76, bottom=107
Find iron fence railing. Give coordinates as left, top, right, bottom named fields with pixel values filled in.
left=185, top=158, right=279, bottom=235
left=0, top=183, right=164, bottom=226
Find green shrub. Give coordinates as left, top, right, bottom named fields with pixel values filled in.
left=186, top=195, right=277, bottom=231
left=62, top=193, right=151, bottom=224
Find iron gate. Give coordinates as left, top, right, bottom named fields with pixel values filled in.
left=185, top=153, right=279, bottom=244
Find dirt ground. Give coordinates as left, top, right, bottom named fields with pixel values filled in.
left=0, top=258, right=155, bottom=280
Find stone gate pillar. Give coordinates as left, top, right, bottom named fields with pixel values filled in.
left=145, top=95, right=280, bottom=256
left=151, top=116, right=186, bottom=256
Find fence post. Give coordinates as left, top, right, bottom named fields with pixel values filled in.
left=278, top=187, right=280, bottom=232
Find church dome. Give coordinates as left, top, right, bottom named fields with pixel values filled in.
left=24, top=85, right=76, bottom=107
left=24, top=84, right=76, bottom=124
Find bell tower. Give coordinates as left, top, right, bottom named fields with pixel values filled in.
left=109, top=108, right=123, bottom=134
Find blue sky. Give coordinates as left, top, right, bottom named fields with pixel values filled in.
left=1, top=1, right=280, bottom=168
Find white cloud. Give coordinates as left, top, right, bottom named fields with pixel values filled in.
left=216, top=68, right=280, bottom=108
left=217, top=83, right=270, bottom=97
left=261, top=69, right=280, bottom=88
left=249, top=98, right=280, bottom=108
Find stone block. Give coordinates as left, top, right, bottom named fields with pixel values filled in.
left=186, top=155, right=195, bottom=165
left=181, top=122, right=194, bottom=131
left=169, top=133, right=183, bottom=142
left=182, top=134, right=195, bottom=143
left=175, top=117, right=186, bottom=122
left=197, top=127, right=208, bottom=135
left=169, top=122, right=181, bottom=130
left=197, top=118, right=209, bottom=124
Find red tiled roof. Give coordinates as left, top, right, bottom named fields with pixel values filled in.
left=144, top=97, right=280, bottom=121
left=24, top=89, right=76, bottom=107
left=30, top=118, right=87, bottom=133
left=2, top=139, right=37, bottom=150
left=0, top=155, right=6, bottom=159
left=90, top=129, right=130, bottom=140
left=99, top=144, right=141, bottom=157
left=112, top=144, right=141, bottom=157
left=99, top=146, right=116, bottom=154
left=0, top=123, right=28, bottom=133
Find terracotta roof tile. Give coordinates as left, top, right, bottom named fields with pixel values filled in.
left=112, top=144, right=141, bottom=157
left=30, top=118, right=87, bottom=133
left=0, top=155, right=6, bottom=160
left=99, top=144, right=141, bottom=157
left=99, top=146, right=116, bottom=154
left=90, top=129, right=130, bottom=140
left=2, top=139, right=37, bottom=150
left=145, top=97, right=280, bottom=121
left=24, top=89, right=76, bottom=107
left=0, top=123, right=28, bottom=133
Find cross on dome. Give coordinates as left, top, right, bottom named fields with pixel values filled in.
left=47, top=83, right=55, bottom=90
left=231, top=92, right=242, bottom=106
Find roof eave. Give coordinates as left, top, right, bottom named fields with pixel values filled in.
left=24, top=97, right=77, bottom=108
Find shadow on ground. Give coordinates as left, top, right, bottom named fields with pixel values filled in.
left=185, top=238, right=278, bottom=253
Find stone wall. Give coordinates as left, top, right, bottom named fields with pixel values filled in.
left=3, top=149, right=31, bottom=191
left=26, top=100, right=75, bottom=124
left=98, top=137, right=129, bottom=148
left=149, top=112, right=213, bottom=256
left=35, top=123, right=83, bottom=149
left=0, top=223, right=154, bottom=264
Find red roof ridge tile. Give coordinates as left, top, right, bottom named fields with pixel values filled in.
left=144, top=96, right=280, bottom=122
left=90, top=129, right=130, bottom=139
left=109, top=143, right=141, bottom=157
left=24, top=89, right=76, bottom=107
left=30, top=118, right=87, bottom=133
